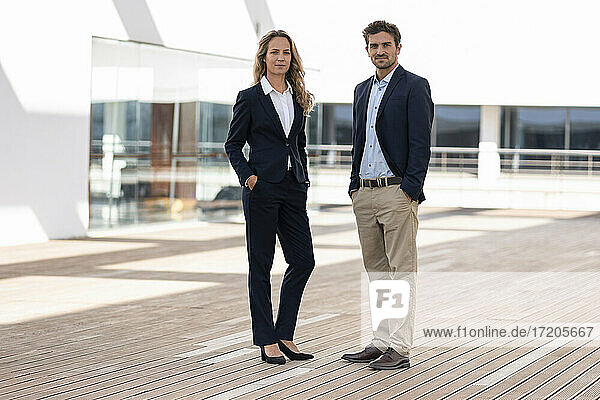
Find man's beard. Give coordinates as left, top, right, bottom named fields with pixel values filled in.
left=372, top=56, right=395, bottom=69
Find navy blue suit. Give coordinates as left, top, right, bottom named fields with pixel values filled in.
left=225, top=84, right=309, bottom=186
left=349, top=65, right=433, bottom=203
left=225, top=82, right=314, bottom=346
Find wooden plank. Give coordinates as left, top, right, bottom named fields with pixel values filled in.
left=0, top=208, right=598, bottom=399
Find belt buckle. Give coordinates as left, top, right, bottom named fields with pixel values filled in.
left=377, top=177, right=385, bottom=187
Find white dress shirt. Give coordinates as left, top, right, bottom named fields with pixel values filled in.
left=260, top=75, right=295, bottom=137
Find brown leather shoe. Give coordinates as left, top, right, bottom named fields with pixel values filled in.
left=367, top=347, right=410, bottom=370
left=341, top=344, right=384, bottom=363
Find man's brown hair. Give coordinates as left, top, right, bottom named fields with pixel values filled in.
left=362, top=20, right=401, bottom=47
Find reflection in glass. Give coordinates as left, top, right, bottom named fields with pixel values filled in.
left=333, top=104, right=352, bottom=145
left=516, top=107, right=565, bottom=149
left=570, top=108, right=600, bottom=150
left=91, top=34, right=600, bottom=229
left=175, top=102, right=199, bottom=207
left=211, top=104, right=232, bottom=144
left=322, top=104, right=352, bottom=145
left=321, top=104, right=352, bottom=165
left=435, top=106, right=480, bottom=147
left=91, top=103, right=104, bottom=154
left=307, top=104, right=321, bottom=146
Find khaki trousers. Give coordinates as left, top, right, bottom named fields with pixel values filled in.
left=352, top=184, right=419, bottom=356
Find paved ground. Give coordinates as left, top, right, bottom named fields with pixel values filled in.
left=1, top=206, right=599, bottom=399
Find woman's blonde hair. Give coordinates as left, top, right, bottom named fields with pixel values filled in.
left=253, top=30, right=314, bottom=116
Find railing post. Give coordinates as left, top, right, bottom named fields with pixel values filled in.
left=478, top=106, right=501, bottom=183
left=512, top=153, right=519, bottom=173
left=442, top=152, right=447, bottom=172
left=478, top=142, right=500, bottom=183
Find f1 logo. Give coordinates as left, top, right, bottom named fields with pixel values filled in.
left=369, top=280, right=410, bottom=330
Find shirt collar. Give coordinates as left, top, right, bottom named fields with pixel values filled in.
left=261, top=75, right=293, bottom=95
left=374, top=64, right=399, bottom=85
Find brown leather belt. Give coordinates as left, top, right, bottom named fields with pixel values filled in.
left=360, top=176, right=402, bottom=188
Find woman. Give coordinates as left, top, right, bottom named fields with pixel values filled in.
left=224, top=30, right=315, bottom=365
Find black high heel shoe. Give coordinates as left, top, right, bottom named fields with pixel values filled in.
left=260, top=346, right=286, bottom=365
left=277, top=340, right=314, bottom=360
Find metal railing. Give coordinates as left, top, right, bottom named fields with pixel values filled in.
left=89, top=142, right=600, bottom=228
left=194, top=143, right=600, bottom=176
left=91, top=142, right=600, bottom=177
left=497, top=148, right=600, bottom=175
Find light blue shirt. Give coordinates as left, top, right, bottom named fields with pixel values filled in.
left=359, top=65, right=399, bottom=179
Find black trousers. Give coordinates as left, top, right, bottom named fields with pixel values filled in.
left=242, top=170, right=315, bottom=346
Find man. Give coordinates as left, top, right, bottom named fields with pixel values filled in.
left=341, top=20, right=433, bottom=370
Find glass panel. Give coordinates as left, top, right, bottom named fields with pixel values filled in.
left=211, top=103, right=232, bottom=144
left=570, top=108, right=600, bottom=150
left=178, top=102, right=198, bottom=154
left=91, top=103, right=104, bottom=154
left=150, top=103, right=174, bottom=198
left=307, top=104, right=320, bottom=145
left=333, top=104, right=352, bottom=145
left=139, top=103, right=152, bottom=140
left=125, top=101, right=137, bottom=141
left=322, top=104, right=336, bottom=145
left=174, top=102, right=198, bottom=213
left=321, top=104, right=352, bottom=165
left=516, top=107, right=565, bottom=149
left=90, top=37, right=254, bottom=229
left=500, top=106, right=509, bottom=148
left=435, top=106, right=480, bottom=147
left=91, top=103, right=104, bottom=141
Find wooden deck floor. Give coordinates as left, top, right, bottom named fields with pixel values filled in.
left=1, top=207, right=599, bottom=399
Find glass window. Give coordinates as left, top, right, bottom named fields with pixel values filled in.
left=435, top=106, right=480, bottom=147
left=307, top=104, right=321, bottom=145
left=500, top=107, right=509, bottom=148
left=211, top=103, right=232, bottom=143
left=125, top=101, right=138, bottom=141
left=91, top=103, right=104, bottom=141
left=516, top=107, right=565, bottom=149
left=178, top=102, right=198, bottom=154
left=90, top=37, right=257, bottom=229
left=570, top=108, right=600, bottom=150
left=333, top=105, right=352, bottom=145
left=139, top=103, right=152, bottom=141
left=322, top=104, right=352, bottom=145
left=91, top=103, right=104, bottom=155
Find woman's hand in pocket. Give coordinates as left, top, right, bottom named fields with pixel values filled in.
left=247, top=175, right=258, bottom=190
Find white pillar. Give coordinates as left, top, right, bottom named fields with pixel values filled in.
left=478, top=106, right=501, bottom=184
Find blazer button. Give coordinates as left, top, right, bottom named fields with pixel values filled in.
left=285, top=142, right=289, bottom=147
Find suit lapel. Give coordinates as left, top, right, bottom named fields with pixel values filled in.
left=355, top=78, right=372, bottom=145
left=288, top=97, right=303, bottom=139
left=376, top=65, right=406, bottom=121
left=256, top=86, right=287, bottom=140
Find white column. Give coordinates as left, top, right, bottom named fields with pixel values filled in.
left=478, top=106, right=501, bottom=184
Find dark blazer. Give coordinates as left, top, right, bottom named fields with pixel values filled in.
left=349, top=65, right=433, bottom=203
left=225, top=83, right=309, bottom=186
